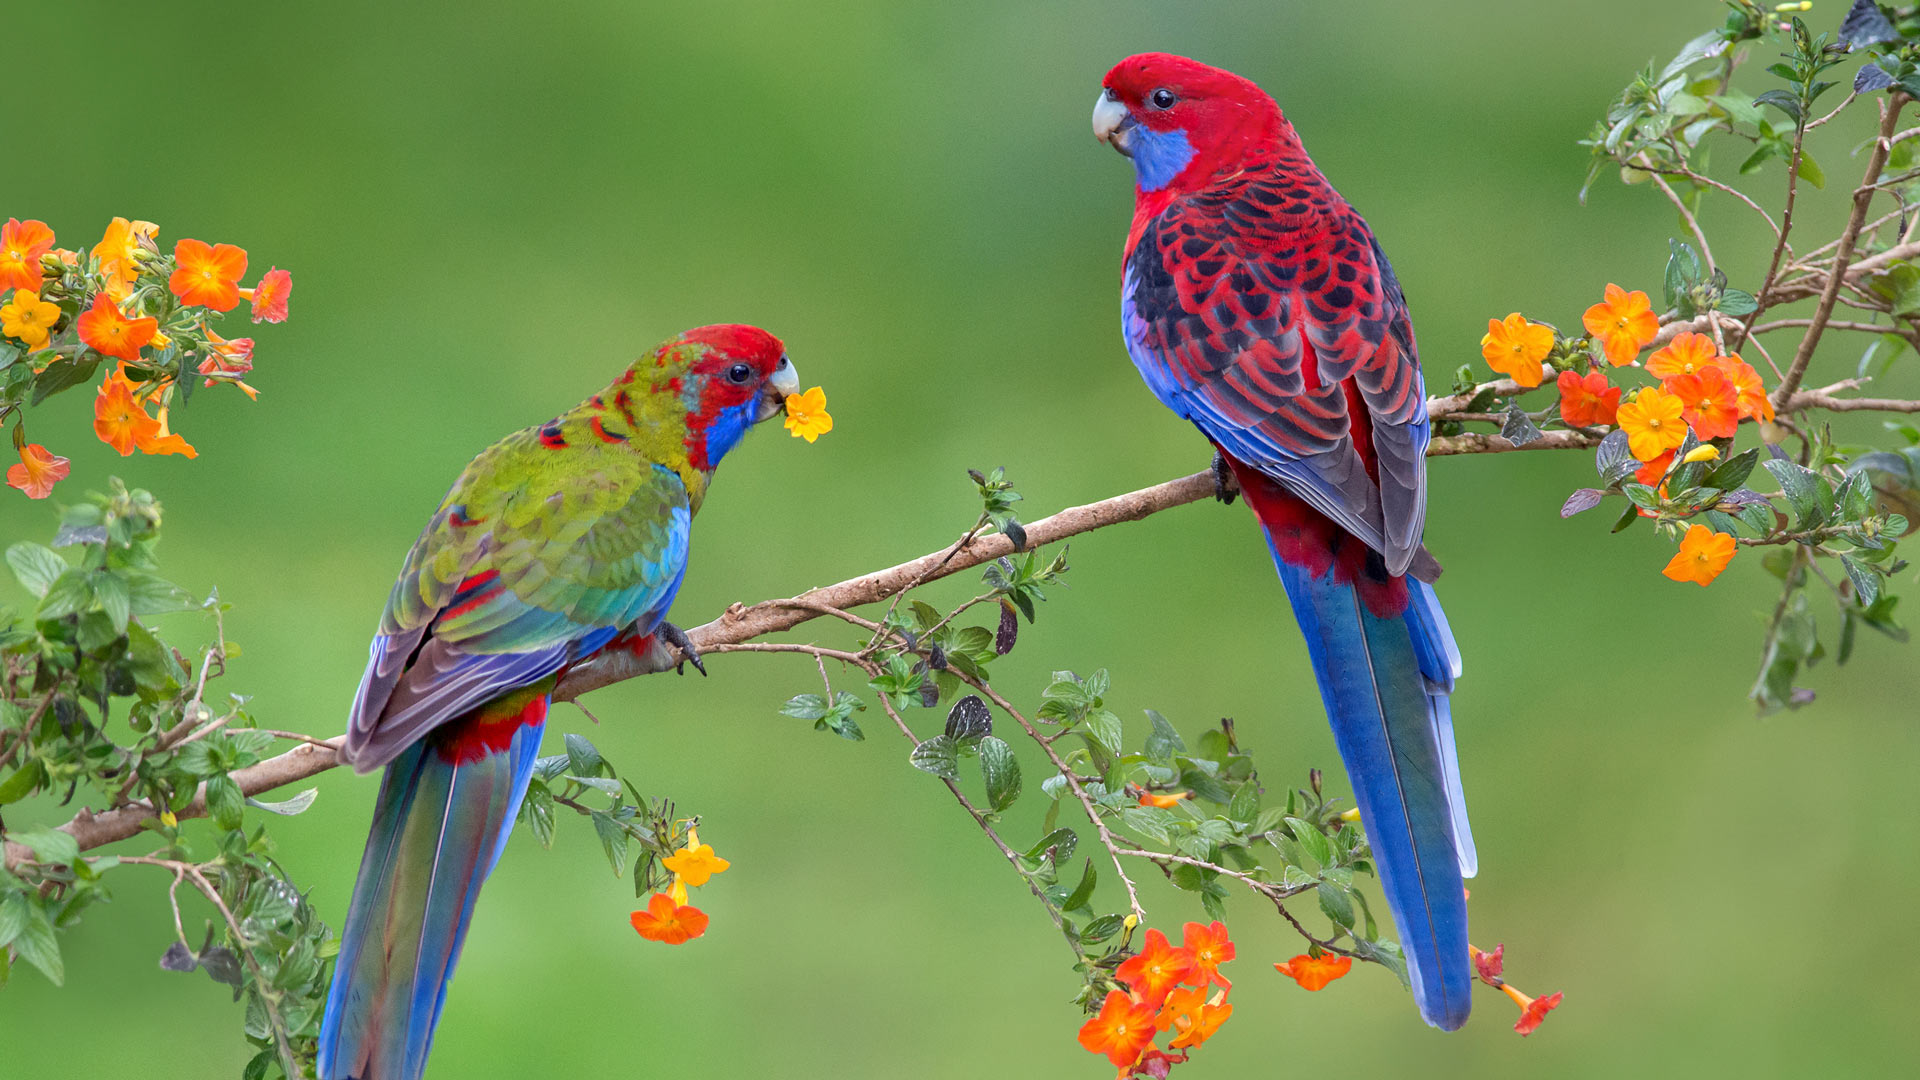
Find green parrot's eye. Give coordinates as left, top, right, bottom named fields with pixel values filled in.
left=725, top=362, right=755, bottom=384
left=1150, top=88, right=1176, bottom=109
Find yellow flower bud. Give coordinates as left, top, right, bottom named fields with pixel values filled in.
left=1682, top=444, right=1721, bottom=464
left=1123, top=913, right=1139, bottom=930
left=1339, top=808, right=1362, bottom=823
left=159, top=810, right=178, bottom=828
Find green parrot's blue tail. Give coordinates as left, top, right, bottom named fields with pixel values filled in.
left=1270, top=552, right=1474, bottom=1030
left=317, top=689, right=547, bottom=1080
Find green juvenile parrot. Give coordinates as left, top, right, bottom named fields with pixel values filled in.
left=316, top=324, right=800, bottom=1080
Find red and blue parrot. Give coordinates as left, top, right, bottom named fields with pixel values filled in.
left=1093, top=54, right=1475, bottom=1029
left=316, top=324, right=801, bottom=1078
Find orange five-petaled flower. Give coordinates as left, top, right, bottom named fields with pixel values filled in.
left=661, top=841, right=731, bottom=887
left=1078, top=990, right=1158, bottom=1068
left=169, top=238, right=249, bottom=311
left=1665, top=366, right=1740, bottom=439
left=1615, top=386, right=1688, bottom=462
left=629, top=892, right=709, bottom=945
left=1581, top=284, right=1659, bottom=366
left=1273, top=951, right=1352, bottom=991
left=1645, top=331, right=1718, bottom=379
left=783, top=385, right=832, bottom=442
left=1182, top=920, right=1235, bottom=989
left=1, top=288, right=60, bottom=349
left=1555, top=369, right=1620, bottom=428
left=1663, top=524, right=1736, bottom=586
left=1479, top=313, right=1554, bottom=388
left=7, top=444, right=70, bottom=500
left=77, top=293, right=158, bottom=362
left=1115, top=928, right=1198, bottom=1008
left=1156, top=985, right=1232, bottom=1051
left=0, top=218, right=55, bottom=292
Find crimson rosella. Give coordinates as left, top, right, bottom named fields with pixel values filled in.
left=1093, top=54, right=1475, bottom=1030
left=317, top=325, right=801, bottom=1078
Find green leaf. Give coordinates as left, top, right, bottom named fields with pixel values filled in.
left=8, top=826, right=78, bottom=867
left=1796, top=149, right=1826, bottom=189
left=36, top=570, right=94, bottom=620
left=124, top=572, right=195, bottom=616
left=28, top=355, right=100, bottom=407
left=1121, top=806, right=1176, bottom=845
left=1081, top=914, right=1125, bottom=945
left=945, top=695, right=992, bottom=740
left=1226, top=781, right=1259, bottom=824
left=206, top=774, right=244, bottom=831
left=1082, top=710, right=1123, bottom=756
left=10, top=906, right=61, bottom=985
left=1317, top=881, right=1356, bottom=929
left=1763, top=459, right=1832, bottom=529
left=0, top=892, right=29, bottom=948
left=590, top=811, right=630, bottom=875
left=1063, top=859, right=1098, bottom=912
left=1705, top=448, right=1759, bottom=491
left=1143, top=709, right=1185, bottom=760
left=1285, top=818, right=1332, bottom=868
left=94, top=572, right=131, bottom=633
left=5, top=543, right=65, bottom=598
left=780, top=693, right=829, bottom=720
left=0, top=760, right=45, bottom=805
left=909, top=735, right=960, bottom=781
left=979, top=736, right=1021, bottom=812
left=564, top=733, right=603, bottom=778
left=1595, top=430, right=1638, bottom=486
left=1717, top=288, right=1759, bottom=316
left=1025, top=827, right=1078, bottom=865
left=1842, top=555, right=1882, bottom=606
left=1500, top=403, right=1543, bottom=446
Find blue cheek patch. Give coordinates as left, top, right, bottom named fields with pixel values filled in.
left=1132, top=127, right=1196, bottom=192
left=702, top=400, right=758, bottom=465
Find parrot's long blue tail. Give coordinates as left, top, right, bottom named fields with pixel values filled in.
left=317, top=688, right=548, bottom=1080
left=1267, top=541, right=1475, bottom=1030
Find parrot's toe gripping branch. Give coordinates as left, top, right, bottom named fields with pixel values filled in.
left=1210, top=450, right=1240, bottom=506
left=657, top=621, right=706, bottom=677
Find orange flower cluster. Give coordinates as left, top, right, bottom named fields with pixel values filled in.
left=1, top=215, right=294, bottom=500
left=1470, top=943, right=1564, bottom=1037
left=631, top=826, right=730, bottom=945
left=1272, top=950, right=1353, bottom=991
left=1482, top=289, right=1775, bottom=588
left=1079, top=922, right=1235, bottom=1077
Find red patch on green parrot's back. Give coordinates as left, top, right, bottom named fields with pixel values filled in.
left=441, top=570, right=502, bottom=621
left=538, top=421, right=567, bottom=449
left=447, top=506, right=484, bottom=528
left=590, top=417, right=626, bottom=443
left=432, top=692, right=549, bottom=765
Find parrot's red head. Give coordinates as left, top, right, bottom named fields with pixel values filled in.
left=656, top=324, right=800, bottom=471
left=1094, top=53, right=1289, bottom=196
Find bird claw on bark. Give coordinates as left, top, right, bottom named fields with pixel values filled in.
left=655, top=620, right=706, bottom=676
left=1211, top=450, right=1240, bottom=506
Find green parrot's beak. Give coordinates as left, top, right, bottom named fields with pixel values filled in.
left=758, top=354, right=800, bottom=422
left=1093, top=89, right=1135, bottom=158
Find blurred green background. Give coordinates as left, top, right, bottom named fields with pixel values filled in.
left=5, top=0, right=1919, bottom=1075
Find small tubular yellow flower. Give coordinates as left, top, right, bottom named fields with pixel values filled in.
left=783, top=385, right=832, bottom=442
left=1479, top=313, right=1554, bottom=388
left=1681, top=444, right=1721, bottom=464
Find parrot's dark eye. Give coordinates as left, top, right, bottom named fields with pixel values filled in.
left=1149, top=88, right=1177, bottom=110
left=724, top=362, right=755, bottom=385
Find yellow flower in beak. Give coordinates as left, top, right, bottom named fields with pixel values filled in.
left=784, top=385, right=833, bottom=442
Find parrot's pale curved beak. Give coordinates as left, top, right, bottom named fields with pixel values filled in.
left=758, top=354, right=800, bottom=422
left=1092, top=89, right=1135, bottom=158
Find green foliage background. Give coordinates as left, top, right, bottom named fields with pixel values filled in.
left=4, top=0, right=1917, bottom=1074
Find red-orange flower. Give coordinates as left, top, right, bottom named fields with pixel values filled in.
left=629, top=892, right=708, bottom=944
left=0, top=218, right=55, bottom=291
left=1720, top=354, right=1775, bottom=422
left=92, top=218, right=158, bottom=300
left=1182, top=920, right=1235, bottom=989
left=1078, top=990, right=1158, bottom=1068
left=1471, top=944, right=1505, bottom=982
left=94, top=370, right=160, bottom=456
left=250, top=266, right=291, bottom=323
left=1137, top=789, right=1189, bottom=810
left=169, top=238, right=248, bottom=311
left=77, top=293, right=158, bottom=361
left=1155, top=985, right=1232, bottom=1050
left=1116, top=929, right=1198, bottom=1007
left=1634, top=450, right=1673, bottom=487
left=1645, top=331, right=1719, bottom=379
left=1273, top=952, right=1352, bottom=991
left=1581, top=284, right=1658, bottom=366
left=1555, top=369, right=1620, bottom=428
left=1509, top=988, right=1564, bottom=1036
left=1663, top=524, right=1736, bottom=586
left=6, top=443, right=69, bottom=500
left=139, top=403, right=197, bottom=459
left=1665, top=366, right=1740, bottom=439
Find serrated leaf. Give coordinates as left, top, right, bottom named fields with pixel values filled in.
left=9, top=826, right=78, bottom=867
left=1717, top=288, right=1758, bottom=316
left=1500, top=403, right=1543, bottom=446
left=945, top=695, right=992, bottom=740
left=909, top=735, right=960, bottom=781
left=979, top=736, right=1021, bottom=812
left=1595, top=429, right=1637, bottom=485
left=6, top=543, right=65, bottom=598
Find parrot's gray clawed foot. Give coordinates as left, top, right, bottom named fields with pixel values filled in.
left=1211, top=450, right=1240, bottom=506
left=657, top=621, right=706, bottom=676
